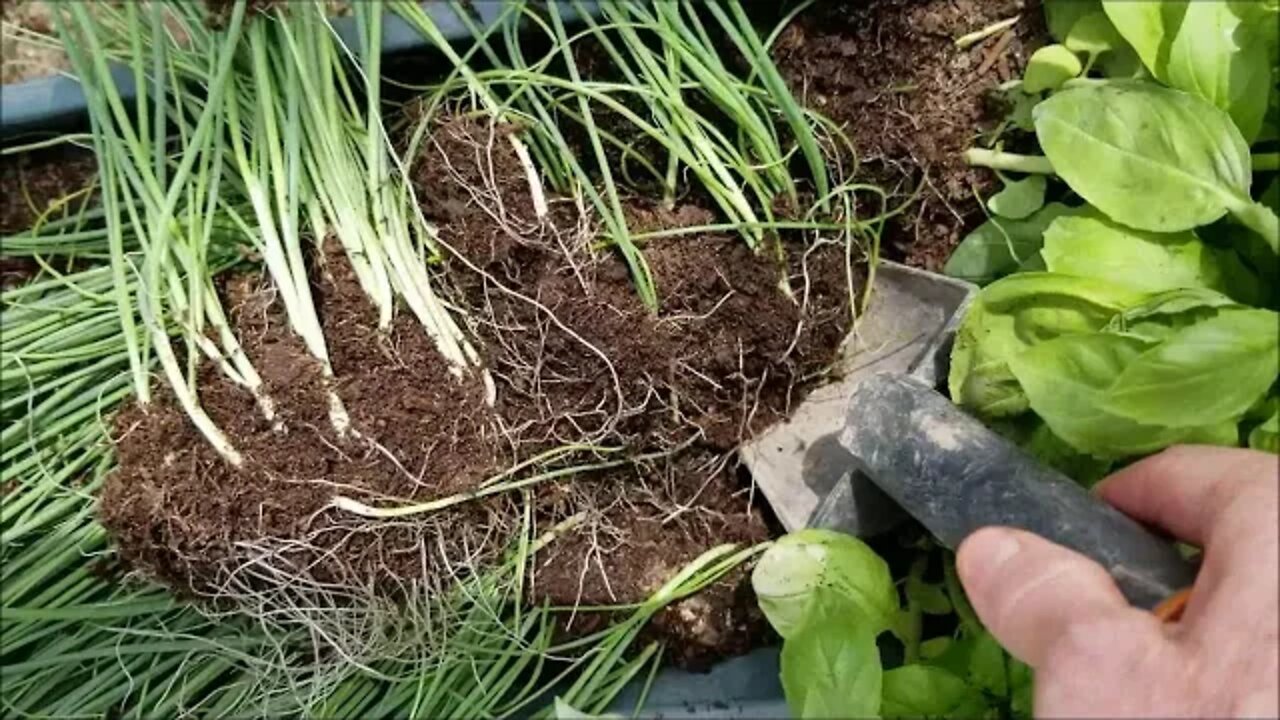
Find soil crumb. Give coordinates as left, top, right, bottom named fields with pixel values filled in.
left=772, top=0, right=1046, bottom=269
left=101, top=114, right=859, bottom=666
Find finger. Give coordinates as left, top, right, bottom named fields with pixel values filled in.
left=957, top=526, right=1157, bottom=669
left=1096, top=445, right=1276, bottom=547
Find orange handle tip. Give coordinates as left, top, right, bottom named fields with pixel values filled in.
left=1153, top=588, right=1192, bottom=623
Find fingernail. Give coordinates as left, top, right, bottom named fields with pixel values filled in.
left=960, top=528, right=1022, bottom=583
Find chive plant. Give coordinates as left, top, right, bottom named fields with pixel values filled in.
left=396, top=0, right=890, bottom=312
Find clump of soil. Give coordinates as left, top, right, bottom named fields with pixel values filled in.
left=101, top=115, right=859, bottom=666
left=772, top=0, right=1046, bottom=269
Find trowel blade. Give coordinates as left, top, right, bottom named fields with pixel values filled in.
left=739, top=262, right=977, bottom=532
left=839, top=373, right=1197, bottom=609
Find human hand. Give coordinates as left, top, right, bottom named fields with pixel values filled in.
left=956, top=445, right=1279, bottom=718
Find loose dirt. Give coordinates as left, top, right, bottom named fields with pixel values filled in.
left=772, top=0, right=1046, bottom=269
left=0, top=145, right=99, bottom=289
left=100, top=113, right=859, bottom=666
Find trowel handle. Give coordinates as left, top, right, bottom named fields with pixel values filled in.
left=840, top=373, right=1199, bottom=611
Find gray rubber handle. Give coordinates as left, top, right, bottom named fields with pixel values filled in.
left=839, top=373, right=1197, bottom=609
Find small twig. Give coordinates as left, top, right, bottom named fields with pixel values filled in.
left=974, top=30, right=1016, bottom=78
left=955, top=15, right=1020, bottom=51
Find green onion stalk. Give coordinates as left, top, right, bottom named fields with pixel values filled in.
left=220, top=9, right=352, bottom=431
left=53, top=2, right=267, bottom=465
left=276, top=4, right=487, bottom=398
left=401, top=0, right=886, bottom=312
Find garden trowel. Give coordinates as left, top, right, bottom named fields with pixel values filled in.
left=740, top=263, right=1196, bottom=613
left=821, top=372, right=1197, bottom=613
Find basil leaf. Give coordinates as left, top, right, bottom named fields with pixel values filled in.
left=1025, top=422, right=1115, bottom=487
left=1102, top=308, right=1280, bottom=427
left=988, top=176, right=1048, bottom=220
left=1250, top=409, right=1279, bottom=454
left=1023, top=44, right=1083, bottom=93
left=1046, top=0, right=1102, bottom=43
left=1034, top=82, right=1258, bottom=237
left=1064, top=11, right=1126, bottom=64
left=781, top=599, right=882, bottom=719
left=1101, top=0, right=1188, bottom=77
left=881, top=665, right=985, bottom=719
left=1008, top=333, right=1215, bottom=457
left=906, top=578, right=952, bottom=616
left=1104, top=287, right=1241, bottom=343
left=752, top=529, right=898, bottom=639
left=944, top=203, right=1074, bottom=286
left=1041, top=213, right=1261, bottom=301
left=1165, top=1, right=1273, bottom=142
left=949, top=273, right=1147, bottom=419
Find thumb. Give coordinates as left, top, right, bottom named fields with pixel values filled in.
left=956, top=526, right=1157, bottom=668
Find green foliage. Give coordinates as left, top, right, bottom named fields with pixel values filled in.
left=944, top=203, right=1074, bottom=286
left=752, top=529, right=898, bottom=639
left=1040, top=212, right=1261, bottom=302
left=1102, top=308, right=1279, bottom=427
left=1045, top=0, right=1101, bottom=43
left=954, top=0, right=1280, bottom=474
left=1023, top=44, right=1083, bottom=93
left=1163, top=1, right=1274, bottom=142
left=1034, top=82, right=1261, bottom=237
left=880, top=665, right=985, bottom=719
left=755, top=534, right=1029, bottom=719
left=987, top=176, right=1047, bottom=220
left=1251, top=408, right=1280, bottom=453
left=781, top=596, right=883, bottom=718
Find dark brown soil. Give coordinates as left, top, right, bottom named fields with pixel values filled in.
left=0, top=146, right=99, bottom=289
left=100, top=114, right=858, bottom=666
left=772, top=0, right=1046, bottom=269
left=0, top=146, right=98, bottom=234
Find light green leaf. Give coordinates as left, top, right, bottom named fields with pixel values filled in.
left=881, top=665, right=984, bottom=719
left=1104, top=287, right=1241, bottom=343
left=1101, top=0, right=1188, bottom=77
left=906, top=579, right=952, bottom=616
left=1023, top=44, right=1084, bottom=93
left=1008, top=333, right=1213, bottom=457
left=1098, top=42, right=1146, bottom=79
left=919, top=637, right=954, bottom=660
left=1041, top=213, right=1260, bottom=301
left=1065, top=11, right=1126, bottom=63
left=781, top=600, right=882, bottom=719
left=1025, top=422, right=1115, bottom=487
left=964, top=632, right=1010, bottom=696
left=752, top=529, right=898, bottom=639
left=988, top=176, right=1047, bottom=220
left=1250, top=410, right=1280, bottom=454
left=1034, top=82, right=1256, bottom=236
left=1102, top=308, right=1280, bottom=427
left=949, top=273, right=1147, bottom=419
left=1046, top=0, right=1102, bottom=43
left=1165, top=1, right=1273, bottom=142
left=944, top=203, right=1074, bottom=286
